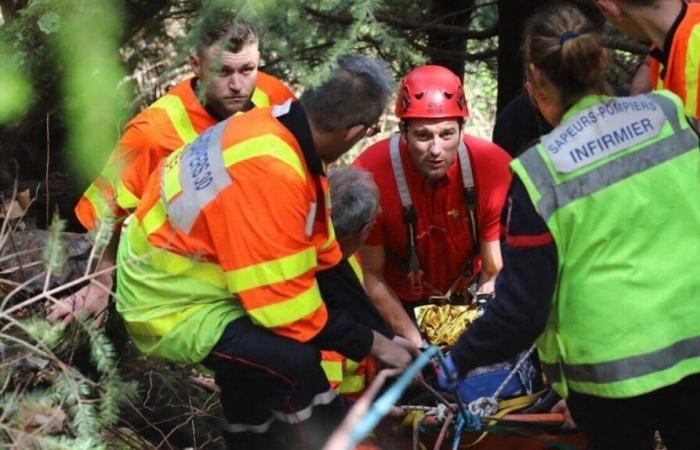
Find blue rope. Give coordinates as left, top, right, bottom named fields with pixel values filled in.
left=347, top=346, right=481, bottom=449
left=435, top=351, right=479, bottom=432
left=435, top=351, right=482, bottom=449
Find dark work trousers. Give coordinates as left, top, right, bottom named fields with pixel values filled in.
left=204, top=317, right=350, bottom=450
left=567, top=373, right=700, bottom=450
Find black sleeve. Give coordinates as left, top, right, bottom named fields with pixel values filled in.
left=310, top=259, right=395, bottom=360
left=310, top=307, right=374, bottom=361
left=450, top=177, right=558, bottom=374
left=493, top=92, right=552, bottom=158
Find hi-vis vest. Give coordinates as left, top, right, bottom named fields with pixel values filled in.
left=116, top=102, right=335, bottom=364
left=76, top=73, right=294, bottom=231
left=649, top=2, right=700, bottom=119
left=512, top=91, right=700, bottom=398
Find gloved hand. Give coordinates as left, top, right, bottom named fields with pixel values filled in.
left=436, top=354, right=460, bottom=391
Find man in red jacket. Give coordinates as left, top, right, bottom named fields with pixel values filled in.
left=355, top=65, right=512, bottom=346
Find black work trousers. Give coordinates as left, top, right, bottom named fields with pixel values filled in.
left=567, top=373, right=700, bottom=450
left=204, top=317, right=350, bottom=450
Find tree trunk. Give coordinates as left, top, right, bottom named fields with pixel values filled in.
left=0, top=0, right=29, bottom=24
left=497, top=0, right=559, bottom=113
left=497, top=0, right=526, bottom=113
left=426, top=0, right=474, bottom=80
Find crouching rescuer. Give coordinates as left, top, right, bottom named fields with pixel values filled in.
left=114, top=55, right=414, bottom=450
left=319, top=167, right=392, bottom=398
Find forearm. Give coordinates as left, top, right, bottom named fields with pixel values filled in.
left=92, top=232, right=119, bottom=284
left=451, top=177, right=558, bottom=374
left=478, top=239, right=502, bottom=285
left=316, top=260, right=393, bottom=338
left=365, top=274, right=420, bottom=342
left=451, top=252, right=554, bottom=373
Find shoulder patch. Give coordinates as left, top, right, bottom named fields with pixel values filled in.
left=542, top=97, right=665, bottom=173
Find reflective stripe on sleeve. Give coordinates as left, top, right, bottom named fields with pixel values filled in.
left=247, top=282, right=324, bottom=328
left=224, top=247, right=317, bottom=293
left=150, top=94, right=199, bottom=144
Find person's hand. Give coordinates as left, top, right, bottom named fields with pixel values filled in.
left=370, top=331, right=413, bottom=370
left=47, top=275, right=112, bottom=326
left=436, top=354, right=460, bottom=391
left=475, top=279, right=495, bottom=296
left=407, top=325, right=424, bottom=348
left=551, top=399, right=577, bottom=429
left=392, top=335, right=421, bottom=359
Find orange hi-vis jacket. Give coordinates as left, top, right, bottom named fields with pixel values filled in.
left=320, top=255, right=376, bottom=396
left=650, top=2, right=700, bottom=118
left=75, top=72, right=295, bottom=231
left=116, top=100, right=345, bottom=363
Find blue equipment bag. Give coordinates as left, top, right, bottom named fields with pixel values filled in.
left=457, top=350, right=537, bottom=403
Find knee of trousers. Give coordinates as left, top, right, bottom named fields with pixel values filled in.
left=283, top=343, right=325, bottom=384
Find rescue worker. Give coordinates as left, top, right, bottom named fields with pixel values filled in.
left=439, top=5, right=700, bottom=448
left=321, top=167, right=385, bottom=398
left=114, top=55, right=414, bottom=450
left=354, top=65, right=512, bottom=346
left=48, top=8, right=294, bottom=324
left=596, top=0, right=700, bottom=117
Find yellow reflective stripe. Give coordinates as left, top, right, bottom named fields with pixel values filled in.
left=128, top=219, right=227, bottom=289
left=162, top=150, right=184, bottom=202
left=654, top=66, right=665, bottom=90
left=142, top=200, right=168, bottom=235
left=126, top=304, right=206, bottom=338
left=84, top=183, right=112, bottom=222
left=150, top=94, right=199, bottom=144
left=114, top=178, right=141, bottom=211
left=222, top=134, right=306, bottom=181
left=339, top=360, right=365, bottom=393
left=348, top=254, right=364, bottom=285
left=321, top=217, right=336, bottom=250
left=339, top=375, right=366, bottom=394
left=251, top=87, right=271, bottom=108
left=248, top=283, right=323, bottom=328
left=685, top=24, right=700, bottom=117
left=321, top=360, right=343, bottom=383
left=225, top=247, right=317, bottom=293
left=345, top=359, right=360, bottom=373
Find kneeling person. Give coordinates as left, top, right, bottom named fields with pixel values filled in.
left=115, top=56, right=412, bottom=450
left=321, top=167, right=384, bottom=398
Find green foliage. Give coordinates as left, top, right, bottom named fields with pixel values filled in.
left=56, top=0, right=130, bottom=182
left=37, top=12, right=61, bottom=35
left=0, top=40, right=33, bottom=123
left=72, top=402, right=100, bottom=440
left=43, top=211, right=67, bottom=274
left=87, top=322, right=116, bottom=374
left=100, top=377, right=139, bottom=427
left=17, top=317, right=64, bottom=348
left=2, top=316, right=136, bottom=447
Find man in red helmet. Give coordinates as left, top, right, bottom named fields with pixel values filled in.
left=354, top=65, right=512, bottom=345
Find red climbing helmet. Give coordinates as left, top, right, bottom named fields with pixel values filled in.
left=395, top=65, right=469, bottom=119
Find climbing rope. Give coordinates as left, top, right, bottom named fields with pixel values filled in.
left=326, top=344, right=547, bottom=450
left=467, top=344, right=537, bottom=417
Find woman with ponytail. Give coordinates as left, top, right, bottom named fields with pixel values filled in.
left=439, top=4, right=700, bottom=449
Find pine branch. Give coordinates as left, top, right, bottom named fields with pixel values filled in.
left=303, top=6, right=498, bottom=40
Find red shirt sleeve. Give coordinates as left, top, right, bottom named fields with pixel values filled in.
left=469, top=136, right=513, bottom=242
